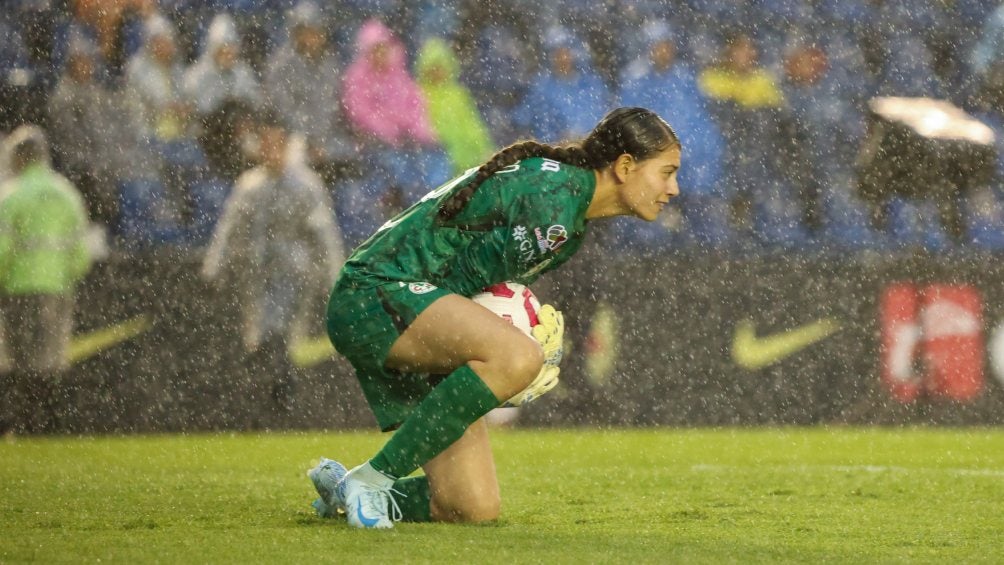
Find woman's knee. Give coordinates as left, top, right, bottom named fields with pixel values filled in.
left=434, top=492, right=501, bottom=523
left=482, top=336, right=544, bottom=397
left=508, top=337, right=545, bottom=382
left=461, top=494, right=501, bottom=523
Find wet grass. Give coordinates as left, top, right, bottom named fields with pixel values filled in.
left=2, top=428, right=1003, bottom=563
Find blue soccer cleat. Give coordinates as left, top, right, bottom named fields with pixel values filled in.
left=307, top=457, right=348, bottom=518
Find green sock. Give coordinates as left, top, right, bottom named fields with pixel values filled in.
left=370, top=365, right=500, bottom=479
left=393, top=476, right=431, bottom=522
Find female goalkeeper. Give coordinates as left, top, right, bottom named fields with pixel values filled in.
left=311, top=107, right=681, bottom=529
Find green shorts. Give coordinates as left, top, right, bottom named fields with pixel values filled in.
left=327, top=278, right=453, bottom=431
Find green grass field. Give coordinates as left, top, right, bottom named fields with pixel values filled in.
left=2, top=428, right=1003, bottom=563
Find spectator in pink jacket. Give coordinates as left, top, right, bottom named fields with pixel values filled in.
left=342, top=19, right=436, bottom=148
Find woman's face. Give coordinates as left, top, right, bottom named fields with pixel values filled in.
left=258, top=125, right=288, bottom=171
left=369, top=42, right=391, bottom=71
left=150, top=35, right=176, bottom=65
left=67, top=53, right=95, bottom=82
left=424, top=63, right=448, bottom=85
left=650, top=40, right=676, bottom=71
left=727, top=37, right=758, bottom=72
left=619, top=145, right=682, bottom=221
left=214, top=44, right=238, bottom=70
left=784, top=46, right=828, bottom=85
left=552, top=47, right=574, bottom=76
left=294, top=26, right=326, bottom=58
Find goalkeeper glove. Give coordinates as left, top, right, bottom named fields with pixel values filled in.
left=504, top=364, right=559, bottom=407
left=502, top=304, right=564, bottom=407
left=531, top=304, right=564, bottom=367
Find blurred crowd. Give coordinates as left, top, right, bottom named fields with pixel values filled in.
left=6, top=0, right=1004, bottom=433
left=4, top=0, right=1004, bottom=259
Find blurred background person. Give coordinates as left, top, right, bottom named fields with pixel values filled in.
left=123, top=12, right=201, bottom=229
left=341, top=18, right=448, bottom=213
left=457, top=22, right=533, bottom=147
left=414, top=36, right=494, bottom=175
left=124, top=12, right=197, bottom=171
left=698, top=31, right=815, bottom=248
left=201, top=110, right=345, bottom=425
left=0, top=125, right=92, bottom=434
left=264, top=1, right=357, bottom=188
left=47, top=33, right=132, bottom=229
left=516, top=25, right=612, bottom=143
left=67, top=0, right=156, bottom=79
left=876, top=29, right=947, bottom=99
left=182, top=11, right=261, bottom=117
left=184, top=12, right=262, bottom=182
left=779, top=34, right=876, bottom=248
left=0, top=3, right=59, bottom=132
left=970, top=2, right=1004, bottom=110
left=341, top=18, right=436, bottom=151
left=619, top=19, right=729, bottom=250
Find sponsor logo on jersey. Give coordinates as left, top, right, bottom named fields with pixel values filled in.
left=533, top=224, right=568, bottom=253
left=546, top=225, right=568, bottom=250
left=408, top=282, right=438, bottom=294
left=512, top=225, right=536, bottom=262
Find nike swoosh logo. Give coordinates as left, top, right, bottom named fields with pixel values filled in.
left=354, top=501, right=381, bottom=527
left=69, top=315, right=152, bottom=365
left=731, top=318, right=840, bottom=370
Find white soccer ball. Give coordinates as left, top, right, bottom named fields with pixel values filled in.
left=471, top=282, right=541, bottom=335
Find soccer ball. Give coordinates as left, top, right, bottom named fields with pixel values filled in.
left=471, top=282, right=541, bottom=335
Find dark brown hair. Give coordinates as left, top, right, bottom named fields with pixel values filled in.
left=5, top=124, right=50, bottom=174
left=438, top=107, right=680, bottom=220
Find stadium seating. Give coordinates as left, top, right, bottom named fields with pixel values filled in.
left=377, top=148, right=453, bottom=205
left=118, top=178, right=185, bottom=246
left=820, top=184, right=886, bottom=250
left=601, top=216, right=674, bottom=257
left=750, top=183, right=814, bottom=250
left=964, top=187, right=1004, bottom=250
left=3, top=0, right=1000, bottom=258
left=187, top=174, right=230, bottom=244
left=333, top=173, right=395, bottom=249
left=160, top=140, right=208, bottom=171
left=680, top=195, right=733, bottom=250
left=885, top=197, right=953, bottom=252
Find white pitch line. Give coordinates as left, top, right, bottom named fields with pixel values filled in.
left=691, top=464, right=1004, bottom=478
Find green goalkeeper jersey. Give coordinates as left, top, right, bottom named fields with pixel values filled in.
left=338, top=157, right=596, bottom=297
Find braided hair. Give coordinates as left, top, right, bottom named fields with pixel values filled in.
left=438, top=107, right=680, bottom=221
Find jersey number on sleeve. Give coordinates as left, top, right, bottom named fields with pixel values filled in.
left=540, top=159, right=561, bottom=172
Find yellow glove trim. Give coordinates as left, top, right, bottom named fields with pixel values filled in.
left=503, top=364, right=560, bottom=407
left=531, top=304, right=564, bottom=367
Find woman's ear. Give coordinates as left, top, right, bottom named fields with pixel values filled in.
left=613, top=153, right=635, bottom=183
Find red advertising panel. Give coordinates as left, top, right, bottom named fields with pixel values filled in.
left=880, top=283, right=984, bottom=402
left=919, top=285, right=984, bottom=400
left=880, top=283, right=922, bottom=402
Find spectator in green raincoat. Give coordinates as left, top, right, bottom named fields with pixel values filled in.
left=414, top=37, right=494, bottom=174
left=0, top=125, right=92, bottom=434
